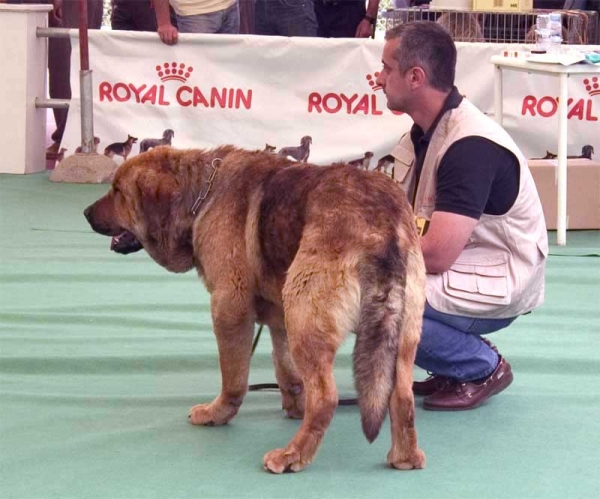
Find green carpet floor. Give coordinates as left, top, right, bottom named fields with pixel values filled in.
left=1, top=173, right=599, bottom=499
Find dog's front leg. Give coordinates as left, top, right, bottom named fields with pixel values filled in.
left=189, top=292, right=254, bottom=426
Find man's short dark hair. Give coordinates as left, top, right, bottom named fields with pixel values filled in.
left=385, top=21, right=457, bottom=92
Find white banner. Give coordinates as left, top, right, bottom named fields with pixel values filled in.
left=63, top=31, right=600, bottom=167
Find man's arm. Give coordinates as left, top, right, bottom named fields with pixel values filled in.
left=355, top=0, right=380, bottom=38
left=420, top=211, right=478, bottom=274
left=420, top=136, right=520, bottom=274
left=152, top=0, right=178, bottom=45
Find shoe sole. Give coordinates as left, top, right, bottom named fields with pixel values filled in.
left=423, top=370, right=514, bottom=412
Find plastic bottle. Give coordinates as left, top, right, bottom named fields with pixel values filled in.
left=548, top=12, right=563, bottom=55
left=534, top=14, right=551, bottom=53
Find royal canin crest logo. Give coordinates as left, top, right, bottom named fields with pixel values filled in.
left=98, top=61, right=252, bottom=110
left=307, top=71, right=402, bottom=116
left=156, top=62, right=194, bottom=83
left=584, top=77, right=600, bottom=97
left=366, top=72, right=383, bottom=92
left=521, top=78, right=598, bottom=121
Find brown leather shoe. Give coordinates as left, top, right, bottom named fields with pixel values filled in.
left=413, top=337, right=499, bottom=396
left=423, top=357, right=513, bottom=411
left=413, top=375, right=451, bottom=396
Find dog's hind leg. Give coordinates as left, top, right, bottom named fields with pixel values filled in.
left=387, top=248, right=426, bottom=470
left=269, top=324, right=305, bottom=420
left=263, top=254, right=359, bottom=473
left=189, top=290, right=255, bottom=426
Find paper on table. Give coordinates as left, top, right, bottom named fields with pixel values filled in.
left=527, top=51, right=586, bottom=66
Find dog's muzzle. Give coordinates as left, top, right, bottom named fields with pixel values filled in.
left=110, top=231, right=143, bottom=254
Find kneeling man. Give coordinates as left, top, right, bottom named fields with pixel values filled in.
left=376, top=21, right=548, bottom=410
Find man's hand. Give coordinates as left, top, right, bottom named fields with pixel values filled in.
left=153, top=0, right=178, bottom=45
left=355, top=18, right=374, bottom=38
left=158, top=23, right=178, bottom=45
left=51, top=0, right=63, bottom=24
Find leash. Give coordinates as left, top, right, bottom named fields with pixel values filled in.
left=247, top=325, right=358, bottom=406
left=191, top=158, right=221, bottom=216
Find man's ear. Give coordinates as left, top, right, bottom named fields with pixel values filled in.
left=409, top=67, right=427, bottom=88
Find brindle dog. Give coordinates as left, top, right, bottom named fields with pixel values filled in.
left=84, top=145, right=426, bottom=473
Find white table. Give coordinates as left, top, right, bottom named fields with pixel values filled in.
left=491, top=55, right=600, bottom=246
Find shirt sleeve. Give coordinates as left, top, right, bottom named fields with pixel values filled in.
left=435, top=137, right=519, bottom=220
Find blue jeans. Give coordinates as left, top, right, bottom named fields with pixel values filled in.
left=176, top=1, right=240, bottom=34
left=254, top=0, right=317, bottom=37
left=415, top=302, right=517, bottom=382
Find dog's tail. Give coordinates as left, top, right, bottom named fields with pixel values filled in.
left=353, top=237, right=414, bottom=443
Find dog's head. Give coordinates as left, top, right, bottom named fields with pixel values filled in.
left=163, top=129, right=175, bottom=140
left=83, top=148, right=194, bottom=273
left=127, top=134, right=138, bottom=144
left=301, top=136, right=312, bottom=146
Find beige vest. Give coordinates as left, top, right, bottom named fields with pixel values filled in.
left=392, top=100, right=548, bottom=318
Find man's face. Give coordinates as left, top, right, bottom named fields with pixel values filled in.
left=376, top=38, right=411, bottom=113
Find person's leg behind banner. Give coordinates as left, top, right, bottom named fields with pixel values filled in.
left=111, top=0, right=158, bottom=32
left=218, top=0, right=240, bottom=34
left=48, top=0, right=103, bottom=151
left=315, top=0, right=366, bottom=38
left=176, top=0, right=239, bottom=34
left=254, top=0, right=316, bottom=37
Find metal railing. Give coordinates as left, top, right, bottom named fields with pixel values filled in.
left=380, top=8, right=600, bottom=44
left=36, top=23, right=96, bottom=155
left=35, top=27, right=72, bottom=110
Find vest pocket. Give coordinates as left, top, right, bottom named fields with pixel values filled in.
left=391, top=143, right=414, bottom=183
left=442, top=254, right=510, bottom=305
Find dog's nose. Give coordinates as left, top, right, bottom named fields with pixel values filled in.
left=83, top=206, right=92, bottom=223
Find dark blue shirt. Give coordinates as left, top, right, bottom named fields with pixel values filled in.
left=410, top=87, right=520, bottom=220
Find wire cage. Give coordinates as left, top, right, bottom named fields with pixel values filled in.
left=380, top=8, right=600, bottom=44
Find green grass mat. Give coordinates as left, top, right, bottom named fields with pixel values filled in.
left=1, top=173, right=599, bottom=499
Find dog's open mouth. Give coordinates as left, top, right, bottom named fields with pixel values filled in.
left=110, top=230, right=143, bottom=254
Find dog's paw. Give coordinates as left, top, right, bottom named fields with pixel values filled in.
left=188, top=402, right=236, bottom=426
left=263, top=447, right=308, bottom=474
left=387, top=448, right=426, bottom=470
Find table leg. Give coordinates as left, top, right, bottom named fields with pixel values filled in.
left=494, top=65, right=503, bottom=127
left=556, top=73, right=568, bottom=246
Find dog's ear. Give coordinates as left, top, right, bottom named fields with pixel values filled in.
left=137, top=173, right=193, bottom=273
